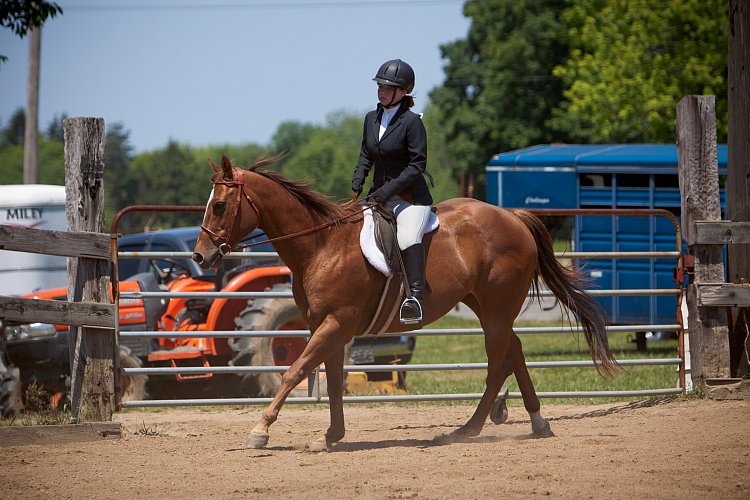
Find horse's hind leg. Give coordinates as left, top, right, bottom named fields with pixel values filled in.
left=452, top=316, right=514, bottom=439
left=489, top=354, right=512, bottom=425
left=491, top=333, right=553, bottom=437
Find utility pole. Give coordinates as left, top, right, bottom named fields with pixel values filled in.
left=23, top=27, right=41, bottom=184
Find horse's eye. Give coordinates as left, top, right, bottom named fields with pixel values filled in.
left=214, top=201, right=226, bottom=212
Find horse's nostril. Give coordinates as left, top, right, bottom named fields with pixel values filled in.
left=192, top=252, right=203, bottom=264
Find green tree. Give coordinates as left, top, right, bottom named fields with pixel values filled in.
left=45, top=112, right=68, bottom=142
left=422, top=103, right=460, bottom=202
left=0, top=137, right=62, bottom=185
left=103, top=122, right=134, bottom=223
left=270, top=120, right=317, bottom=169
left=552, top=0, right=728, bottom=142
left=0, top=110, right=64, bottom=184
left=0, top=116, right=131, bottom=191
left=269, top=109, right=459, bottom=203
left=1, top=108, right=26, bottom=147
left=121, top=141, right=200, bottom=230
left=114, top=141, right=268, bottom=232
left=36, top=137, right=64, bottom=184
left=429, top=0, right=569, bottom=197
left=194, top=143, right=269, bottom=173
left=0, top=141, right=23, bottom=183
left=0, top=0, right=63, bottom=63
left=282, top=111, right=361, bottom=200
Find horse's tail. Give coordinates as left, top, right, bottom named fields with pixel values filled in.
left=512, top=209, right=619, bottom=376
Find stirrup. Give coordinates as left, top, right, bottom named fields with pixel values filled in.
left=400, top=297, right=423, bottom=325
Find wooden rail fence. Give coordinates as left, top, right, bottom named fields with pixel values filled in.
left=0, top=117, right=117, bottom=422
left=0, top=226, right=113, bottom=327
left=677, top=95, right=750, bottom=399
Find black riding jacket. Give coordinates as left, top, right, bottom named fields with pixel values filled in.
left=352, top=103, right=433, bottom=205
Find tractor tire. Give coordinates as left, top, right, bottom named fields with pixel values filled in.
left=0, top=366, right=22, bottom=418
left=119, top=346, right=148, bottom=402
left=231, top=283, right=322, bottom=398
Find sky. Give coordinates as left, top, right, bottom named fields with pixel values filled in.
left=0, top=0, right=470, bottom=153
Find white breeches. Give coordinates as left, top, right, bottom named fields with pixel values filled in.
left=383, top=198, right=433, bottom=250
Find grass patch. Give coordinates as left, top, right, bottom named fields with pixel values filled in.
left=135, top=421, right=166, bottom=436
left=0, top=381, right=72, bottom=427
left=405, top=315, right=680, bottom=404
left=0, top=410, right=72, bottom=427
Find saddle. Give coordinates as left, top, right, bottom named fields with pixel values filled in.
left=371, top=206, right=402, bottom=276
left=368, top=205, right=439, bottom=276
left=359, top=206, right=436, bottom=335
left=358, top=206, right=407, bottom=335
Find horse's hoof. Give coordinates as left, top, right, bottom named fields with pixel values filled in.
left=308, top=438, right=330, bottom=452
left=433, top=433, right=456, bottom=445
left=448, top=427, right=480, bottom=442
left=246, top=431, right=270, bottom=449
left=532, top=420, right=555, bottom=438
left=490, top=399, right=509, bottom=425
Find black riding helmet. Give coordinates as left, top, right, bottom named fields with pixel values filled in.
left=373, top=59, right=415, bottom=93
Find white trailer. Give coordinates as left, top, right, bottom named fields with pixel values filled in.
left=0, top=184, right=67, bottom=295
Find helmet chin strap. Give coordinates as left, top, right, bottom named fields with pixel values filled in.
left=383, top=86, right=402, bottom=108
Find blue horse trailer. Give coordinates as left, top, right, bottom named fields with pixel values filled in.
left=486, top=144, right=727, bottom=325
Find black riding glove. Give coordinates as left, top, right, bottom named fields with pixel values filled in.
left=367, top=188, right=389, bottom=205
left=351, top=177, right=364, bottom=194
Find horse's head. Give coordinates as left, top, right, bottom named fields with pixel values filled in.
left=192, top=153, right=260, bottom=269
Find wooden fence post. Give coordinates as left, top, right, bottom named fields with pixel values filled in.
left=64, top=117, right=115, bottom=422
left=728, top=0, right=750, bottom=377
left=677, top=95, right=731, bottom=386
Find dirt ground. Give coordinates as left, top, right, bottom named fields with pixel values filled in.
left=1, top=397, right=748, bottom=499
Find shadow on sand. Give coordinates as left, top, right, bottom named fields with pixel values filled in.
left=226, top=397, right=678, bottom=454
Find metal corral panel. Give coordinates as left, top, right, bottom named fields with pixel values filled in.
left=486, top=144, right=728, bottom=325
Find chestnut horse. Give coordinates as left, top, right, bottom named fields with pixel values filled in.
left=192, top=154, right=616, bottom=450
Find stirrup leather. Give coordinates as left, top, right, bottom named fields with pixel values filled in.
left=399, top=296, right=423, bottom=325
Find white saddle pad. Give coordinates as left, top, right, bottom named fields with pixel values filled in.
left=359, top=208, right=439, bottom=277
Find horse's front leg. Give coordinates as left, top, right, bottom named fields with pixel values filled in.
left=247, top=316, right=350, bottom=449
left=308, top=344, right=347, bottom=451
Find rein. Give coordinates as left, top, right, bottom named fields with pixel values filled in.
left=234, top=207, right=367, bottom=251
left=201, top=167, right=369, bottom=253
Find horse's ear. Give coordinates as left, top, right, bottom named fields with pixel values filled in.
left=220, top=153, right=233, bottom=179
left=208, top=158, right=221, bottom=173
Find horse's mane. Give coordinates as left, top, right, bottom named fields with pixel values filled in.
left=246, top=153, right=353, bottom=224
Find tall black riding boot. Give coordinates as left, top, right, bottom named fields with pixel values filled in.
left=400, top=243, right=426, bottom=324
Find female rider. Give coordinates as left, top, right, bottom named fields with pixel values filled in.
left=351, top=59, right=433, bottom=324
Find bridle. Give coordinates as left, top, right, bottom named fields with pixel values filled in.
left=200, top=167, right=260, bottom=255
left=200, top=167, right=370, bottom=255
